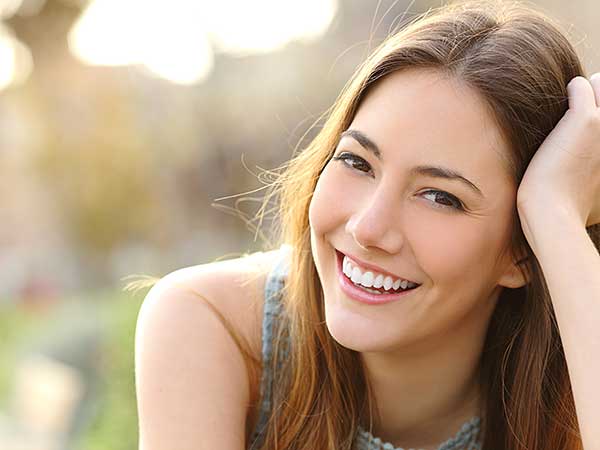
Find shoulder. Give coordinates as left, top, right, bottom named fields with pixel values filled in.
left=134, top=248, right=286, bottom=449
left=137, top=247, right=284, bottom=364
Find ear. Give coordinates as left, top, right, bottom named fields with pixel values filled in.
left=497, top=247, right=530, bottom=289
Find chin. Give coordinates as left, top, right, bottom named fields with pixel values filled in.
left=326, top=323, right=377, bottom=352
left=323, top=301, right=414, bottom=353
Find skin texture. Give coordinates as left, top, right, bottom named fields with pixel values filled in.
left=308, top=68, right=528, bottom=449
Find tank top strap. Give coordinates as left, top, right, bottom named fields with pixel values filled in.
left=248, top=243, right=291, bottom=449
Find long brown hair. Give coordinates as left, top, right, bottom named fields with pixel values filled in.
left=234, top=1, right=600, bottom=449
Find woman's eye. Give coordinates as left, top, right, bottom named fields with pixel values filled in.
left=331, top=152, right=372, bottom=174
left=332, top=152, right=464, bottom=212
left=421, top=190, right=464, bottom=211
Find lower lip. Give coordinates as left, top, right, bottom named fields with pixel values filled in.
left=336, top=251, right=419, bottom=305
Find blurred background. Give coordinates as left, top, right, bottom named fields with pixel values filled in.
left=0, top=0, right=598, bottom=448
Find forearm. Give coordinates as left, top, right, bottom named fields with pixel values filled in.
left=519, top=210, right=600, bottom=449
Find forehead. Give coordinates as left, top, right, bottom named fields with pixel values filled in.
left=349, top=68, right=513, bottom=185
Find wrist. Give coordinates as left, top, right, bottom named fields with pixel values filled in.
left=517, top=204, right=587, bottom=251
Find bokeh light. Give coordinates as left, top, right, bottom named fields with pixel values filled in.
left=68, top=0, right=338, bottom=85
left=0, top=24, right=32, bottom=90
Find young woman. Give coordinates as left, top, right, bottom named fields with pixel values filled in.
left=134, top=1, right=600, bottom=449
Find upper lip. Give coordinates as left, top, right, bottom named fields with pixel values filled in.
left=337, top=249, right=420, bottom=284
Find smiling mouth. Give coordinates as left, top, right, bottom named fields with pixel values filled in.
left=335, top=249, right=420, bottom=288
left=334, top=249, right=421, bottom=303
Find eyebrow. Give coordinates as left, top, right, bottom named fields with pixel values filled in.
left=339, top=129, right=484, bottom=198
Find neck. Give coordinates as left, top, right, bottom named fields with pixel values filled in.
left=359, top=293, right=495, bottom=449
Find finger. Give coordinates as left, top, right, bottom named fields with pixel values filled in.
left=566, top=76, right=597, bottom=112
left=590, top=72, right=600, bottom=108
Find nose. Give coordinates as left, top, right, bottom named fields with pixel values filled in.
left=345, top=187, right=406, bottom=254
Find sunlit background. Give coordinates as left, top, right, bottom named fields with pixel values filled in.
left=1, top=0, right=598, bottom=448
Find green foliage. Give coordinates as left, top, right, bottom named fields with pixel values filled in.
left=78, top=289, right=146, bottom=450
left=0, top=289, right=147, bottom=450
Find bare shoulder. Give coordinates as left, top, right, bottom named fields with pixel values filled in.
left=134, top=248, right=283, bottom=450
left=164, top=249, right=280, bottom=353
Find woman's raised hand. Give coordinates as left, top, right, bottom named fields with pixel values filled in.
left=516, top=74, right=600, bottom=228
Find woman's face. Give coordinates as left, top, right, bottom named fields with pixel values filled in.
left=308, top=68, right=527, bottom=354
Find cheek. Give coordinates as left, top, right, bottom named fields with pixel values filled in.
left=308, top=168, right=346, bottom=233
left=407, top=210, right=511, bottom=284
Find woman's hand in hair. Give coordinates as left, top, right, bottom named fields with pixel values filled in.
left=516, top=74, right=600, bottom=229
left=513, top=77, right=600, bottom=450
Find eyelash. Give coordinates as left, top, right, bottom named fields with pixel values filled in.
left=331, top=152, right=465, bottom=211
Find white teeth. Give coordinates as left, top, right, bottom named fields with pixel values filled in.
left=351, top=267, right=362, bottom=284
left=343, top=259, right=352, bottom=277
left=362, top=286, right=383, bottom=294
left=373, top=274, right=384, bottom=288
left=361, top=271, right=374, bottom=287
left=383, top=276, right=393, bottom=290
left=342, top=254, right=419, bottom=291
